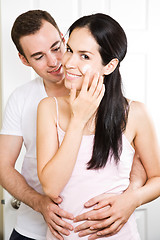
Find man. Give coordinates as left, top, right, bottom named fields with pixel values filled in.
left=0, top=10, right=146, bottom=240
left=0, top=10, right=71, bottom=240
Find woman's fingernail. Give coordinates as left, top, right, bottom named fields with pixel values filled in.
left=85, top=201, right=90, bottom=206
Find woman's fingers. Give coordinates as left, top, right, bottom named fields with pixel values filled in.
left=95, top=220, right=123, bottom=236
left=96, top=83, right=105, bottom=102
left=93, top=198, right=111, bottom=210
left=88, top=72, right=99, bottom=95
left=89, top=75, right=104, bottom=98
left=69, top=85, right=77, bottom=103
left=84, top=193, right=108, bottom=208
left=81, top=70, right=91, bottom=93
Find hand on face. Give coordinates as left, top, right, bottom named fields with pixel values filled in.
left=69, top=70, right=105, bottom=129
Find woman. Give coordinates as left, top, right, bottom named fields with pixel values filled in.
left=37, top=13, right=160, bottom=239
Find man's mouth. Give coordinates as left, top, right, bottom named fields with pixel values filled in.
left=48, top=65, right=62, bottom=73
left=52, top=65, right=61, bottom=72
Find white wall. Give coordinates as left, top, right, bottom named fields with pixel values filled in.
left=0, top=0, right=160, bottom=239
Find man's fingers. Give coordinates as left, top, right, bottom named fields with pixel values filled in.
left=48, top=221, right=71, bottom=236
left=50, top=203, right=74, bottom=220
left=48, top=224, right=64, bottom=240
left=50, top=212, right=73, bottom=231
left=52, top=196, right=62, bottom=204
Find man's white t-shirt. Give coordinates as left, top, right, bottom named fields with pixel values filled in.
left=1, top=77, right=48, bottom=239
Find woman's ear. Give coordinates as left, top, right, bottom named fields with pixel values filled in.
left=103, top=58, right=119, bottom=75
left=18, top=53, right=31, bottom=67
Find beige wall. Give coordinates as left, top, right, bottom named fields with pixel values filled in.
left=0, top=89, right=3, bottom=240
left=0, top=55, right=3, bottom=238
left=0, top=0, right=3, bottom=238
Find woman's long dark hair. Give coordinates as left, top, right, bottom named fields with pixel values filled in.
left=68, top=13, right=128, bottom=169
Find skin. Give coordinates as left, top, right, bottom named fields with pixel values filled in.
left=37, top=27, right=160, bottom=239
left=0, top=20, right=73, bottom=239
left=0, top=19, right=147, bottom=240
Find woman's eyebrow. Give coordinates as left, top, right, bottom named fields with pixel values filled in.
left=66, top=43, right=93, bottom=55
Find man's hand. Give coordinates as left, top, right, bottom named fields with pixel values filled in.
left=74, top=191, right=137, bottom=239
left=38, top=195, right=74, bottom=240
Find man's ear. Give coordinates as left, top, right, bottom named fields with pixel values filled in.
left=103, top=58, right=119, bottom=75
left=18, top=53, right=31, bottom=67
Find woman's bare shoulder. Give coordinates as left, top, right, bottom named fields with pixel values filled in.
left=128, top=100, right=148, bottom=118
left=128, top=100, right=154, bottom=133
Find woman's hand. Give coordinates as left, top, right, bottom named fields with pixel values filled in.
left=69, top=71, right=105, bottom=128
left=74, top=191, right=137, bottom=239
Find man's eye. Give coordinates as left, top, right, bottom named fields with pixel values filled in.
left=81, top=54, right=89, bottom=60
left=35, top=55, right=43, bottom=60
left=52, top=46, right=60, bottom=52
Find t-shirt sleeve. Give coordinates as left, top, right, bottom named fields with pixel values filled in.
left=0, top=90, right=23, bottom=136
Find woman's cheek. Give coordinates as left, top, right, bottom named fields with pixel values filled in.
left=81, top=65, right=92, bottom=75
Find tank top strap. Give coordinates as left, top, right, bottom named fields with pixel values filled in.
left=128, top=100, right=133, bottom=106
left=53, top=97, right=59, bottom=126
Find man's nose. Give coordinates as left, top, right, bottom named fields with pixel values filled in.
left=47, top=53, right=57, bottom=67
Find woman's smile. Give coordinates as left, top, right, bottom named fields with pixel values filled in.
left=65, top=71, right=82, bottom=80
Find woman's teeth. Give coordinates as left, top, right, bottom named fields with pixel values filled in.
left=67, top=72, right=80, bottom=78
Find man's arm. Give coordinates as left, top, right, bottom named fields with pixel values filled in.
left=0, top=135, right=73, bottom=239
left=74, top=154, right=147, bottom=239
left=128, top=153, right=147, bottom=190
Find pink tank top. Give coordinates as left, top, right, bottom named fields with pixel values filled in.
left=47, top=98, right=140, bottom=240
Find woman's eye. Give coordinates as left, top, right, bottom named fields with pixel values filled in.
left=81, top=54, right=89, bottom=60
left=66, top=47, right=72, bottom=52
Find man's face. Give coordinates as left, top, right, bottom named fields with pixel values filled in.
left=19, top=20, right=65, bottom=83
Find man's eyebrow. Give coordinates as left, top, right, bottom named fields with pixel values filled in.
left=30, top=41, right=61, bottom=58
left=50, top=40, right=61, bottom=49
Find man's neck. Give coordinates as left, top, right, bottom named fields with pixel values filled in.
left=43, top=79, right=69, bottom=98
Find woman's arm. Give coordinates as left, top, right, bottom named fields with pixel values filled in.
left=37, top=73, right=105, bottom=199
left=37, top=97, right=85, bottom=199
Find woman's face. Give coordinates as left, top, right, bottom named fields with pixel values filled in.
left=62, top=27, right=106, bottom=90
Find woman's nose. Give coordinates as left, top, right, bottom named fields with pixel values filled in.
left=65, top=54, right=77, bottom=69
